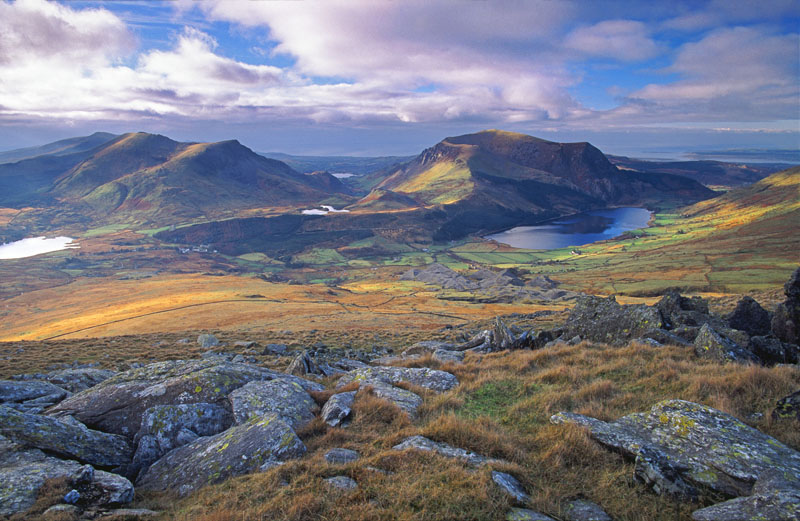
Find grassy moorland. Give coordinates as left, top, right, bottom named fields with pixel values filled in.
left=16, top=341, right=792, bottom=521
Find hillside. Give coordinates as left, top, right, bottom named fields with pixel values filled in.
left=3, top=133, right=345, bottom=228
left=608, top=154, right=790, bottom=188
left=363, top=130, right=713, bottom=210
left=0, top=132, right=116, bottom=164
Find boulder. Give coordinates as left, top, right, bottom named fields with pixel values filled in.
left=324, top=448, right=360, bottom=465
left=137, top=414, right=306, bottom=496
left=336, top=366, right=458, bottom=393
left=433, top=349, right=465, bottom=364
left=325, top=476, right=358, bottom=490
left=392, top=435, right=503, bottom=467
left=0, top=437, right=82, bottom=516
left=771, top=267, right=800, bottom=345
left=75, top=469, right=134, bottom=507
left=228, top=379, right=317, bottom=430
left=263, top=343, right=288, bottom=355
left=130, top=403, right=233, bottom=477
left=506, top=509, right=557, bottom=521
left=551, top=400, right=800, bottom=499
left=693, top=324, right=759, bottom=364
left=562, top=295, right=663, bottom=346
left=321, top=391, right=356, bottom=427
left=0, top=380, right=69, bottom=412
left=655, top=291, right=712, bottom=328
left=365, top=380, right=423, bottom=418
left=0, top=405, right=132, bottom=468
left=402, top=341, right=455, bottom=357
left=39, top=368, right=116, bottom=393
left=748, top=336, right=799, bottom=365
left=772, top=389, right=800, bottom=421
left=491, top=471, right=530, bottom=505
left=197, top=334, right=219, bottom=348
left=634, top=444, right=698, bottom=500
left=47, top=360, right=323, bottom=437
left=727, top=297, right=771, bottom=337
left=563, top=499, right=613, bottom=521
left=691, top=486, right=800, bottom=521
left=285, top=350, right=320, bottom=376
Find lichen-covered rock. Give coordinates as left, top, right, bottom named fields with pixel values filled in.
left=727, top=297, right=772, bottom=337
left=0, top=438, right=82, bottom=516
left=392, top=435, right=502, bottom=467
left=321, top=391, right=356, bottom=427
left=656, top=291, right=712, bottom=329
left=551, top=400, right=800, bottom=499
left=0, top=380, right=69, bottom=412
left=690, top=488, right=800, bottom=521
left=365, top=380, right=423, bottom=417
left=562, top=295, right=663, bottom=346
left=228, top=379, right=317, bottom=429
left=773, top=389, right=800, bottom=421
left=771, top=267, right=800, bottom=345
left=563, top=499, right=613, bottom=521
left=129, top=403, right=233, bottom=477
left=506, top=509, right=556, bottom=521
left=137, top=414, right=306, bottom=496
left=78, top=470, right=134, bottom=506
left=324, top=448, right=360, bottom=464
left=48, top=360, right=322, bottom=437
left=402, top=341, right=455, bottom=357
left=492, top=471, right=530, bottom=505
left=336, top=366, right=458, bottom=393
left=634, top=444, right=698, bottom=500
left=0, top=405, right=132, bottom=467
left=39, top=368, right=116, bottom=393
left=693, top=324, right=759, bottom=364
left=285, top=350, right=319, bottom=376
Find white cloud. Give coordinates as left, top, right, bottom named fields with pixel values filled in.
left=626, top=27, right=799, bottom=121
left=565, top=20, right=661, bottom=61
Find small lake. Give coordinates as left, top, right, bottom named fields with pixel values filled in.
left=486, top=207, right=651, bottom=250
left=302, top=205, right=351, bottom=215
left=0, top=236, right=79, bottom=259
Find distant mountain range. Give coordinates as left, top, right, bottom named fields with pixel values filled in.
left=607, top=155, right=790, bottom=187
left=0, top=132, right=349, bottom=225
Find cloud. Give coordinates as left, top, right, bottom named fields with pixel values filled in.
left=625, top=27, right=799, bottom=121
left=0, top=0, right=134, bottom=65
left=565, top=20, right=661, bottom=61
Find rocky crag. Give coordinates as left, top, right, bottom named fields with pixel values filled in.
left=1, top=269, right=798, bottom=520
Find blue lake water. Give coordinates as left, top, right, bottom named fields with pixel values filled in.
left=486, top=207, right=651, bottom=250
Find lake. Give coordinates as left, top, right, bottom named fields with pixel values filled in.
left=486, top=207, right=651, bottom=250
left=0, top=236, right=79, bottom=259
left=302, top=205, right=351, bottom=215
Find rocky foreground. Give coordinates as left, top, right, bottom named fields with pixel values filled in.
left=1, top=269, right=799, bottom=520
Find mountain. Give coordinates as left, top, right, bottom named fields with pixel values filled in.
left=1, top=132, right=348, bottom=227
left=0, top=132, right=117, bottom=164
left=259, top=152, right=413, bottom=175
left=355, top=130, right=715, bottom=237
left=607, top=155, right=790, bottom=188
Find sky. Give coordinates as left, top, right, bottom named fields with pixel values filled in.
left=0, top=0, right=798, bottom=157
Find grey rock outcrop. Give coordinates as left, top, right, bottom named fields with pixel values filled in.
left=772, top=267, right=800, bottom=345
left=325, top=476, right=358, bottom=490
left=506, top=509, right=557, bottom=521
left=492, top=471, right=530, bottom=505
left=228, top=379, right=317, bottom=430
left=563, top=499, right=613, bottom=521
left=691, top=470, right=800, bottom=521
left=130, top=403, right=233, bottom=477
left=0, top=405, right=132, bottom=467
left=285, top=350, right=320, bottom=376
left=366, top=380, right=423, bottom=417
left=137, top=414, right=306, bottom=496
left=433, top=349, right=465, bottom=363
left=324, top=448, right=360, bottom=464
left=562, top=295, right=663, bottom=346
left=727, top=297, right=771, bottom=337
left=392, top=435, right=502, bottom=467
left=321, top=391, right=355, bottom=427
left=693, top=324, right=759, bottom=364
left=40, top=368, right=116, bottom=393
left=0, top=380, right=69, bottom=413
left=48, top=359, right=323, bottom=437
left=337, top=366, right=458, bottom=393
left=551, top=400, right=800, bottom=510
left=197, top=334, right=219, bottom=348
